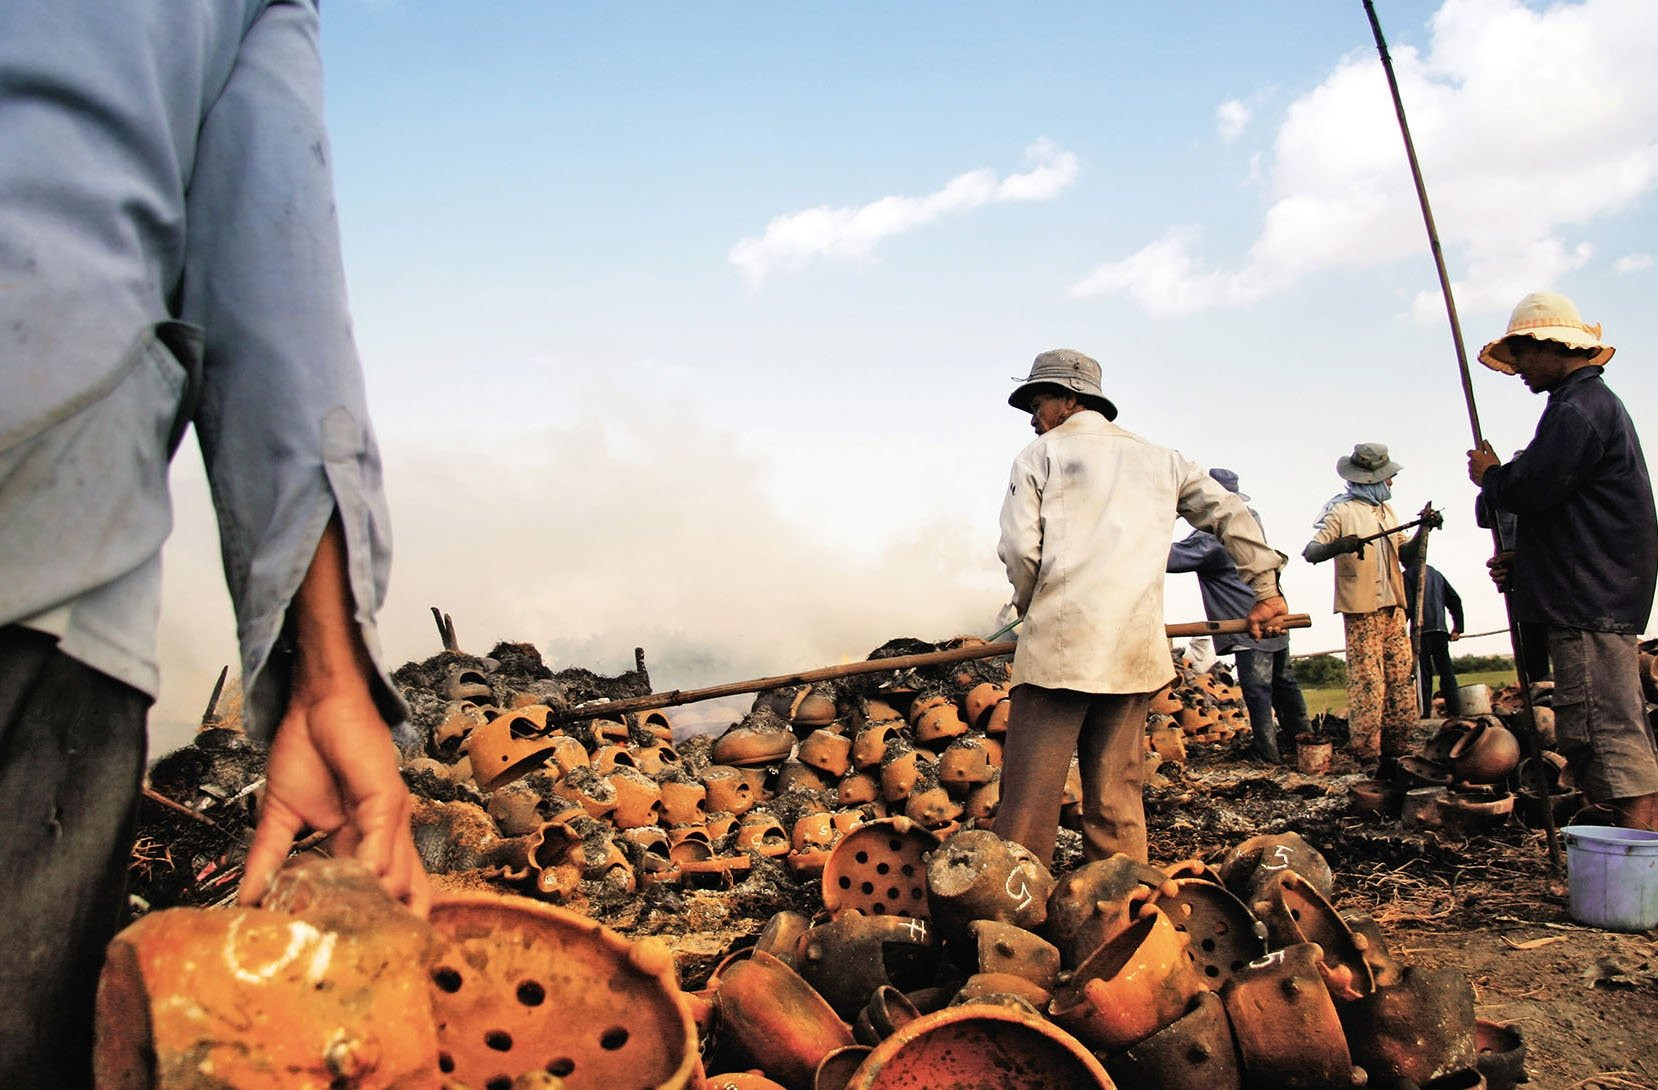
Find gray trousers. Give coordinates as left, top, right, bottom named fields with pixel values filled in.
left=992, top=684, right=1150, bottom=866
left=1549, top=626, right=1658, bottom=802
left=0, top=626, right=148, bottom=1090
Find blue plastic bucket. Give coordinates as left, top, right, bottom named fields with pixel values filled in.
left=1563, top=826, right=1658, bottom=931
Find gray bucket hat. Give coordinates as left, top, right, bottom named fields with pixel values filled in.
left=1337, top=442, right=1402, bottom=484
left=1008, top=349, right=1118, bottom=420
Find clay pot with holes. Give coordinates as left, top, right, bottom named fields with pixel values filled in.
left=620, top=826, right=678, bottom=885
left=95, top=858, right=441, bottom=1090
left=821, top=817, right=939, bottom=921
left=543, top=733, right=590, bottom=778
left=1049, top=909, right=1206, bottom=1052
left=1251, top=870, right=1373, bottom=1001
left=549, top=766, right=618, bottom=820
left=843, top=1004, right=1114, bottom=1090
left=426, top=892, right=697, bottom=1090
left=590, top=742, right=638, bottom=774
left=668, top=825, right=715, bottom=864
left=851, top=697, right=906, bottom=732
left=1046, top=853, right=1175, bottom=968
left=1220, top=943, right=1358, bottom=1090
left=924, top=829, right=1053, bottom=941
left=902, top=785, right=963, bottom=832
left=800, top=728, right=854, bottom=778
left=633, top=742, right=682, bottom=778
left=909, top=693, right=969, bottom=747
left=1104, top=991, right=1242, bottom=1090
left=629, top=709, right=674, bottom=743
left=962, top=774, right=1001, bottom=826
left=1147, top=719, right=1188, bottom=764
left=486, top=781, right=545, bottom=838
left=796, top=913, right=943, bottom=1020
left=1149, top=683, right=1184, bottom=716
left=1337, top=966, right=1477, bottom=1086
left=1438, top=785, right=1515, bottom=834
left=1146, top=875, right=1267, bottom=990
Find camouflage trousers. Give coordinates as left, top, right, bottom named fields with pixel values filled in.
left=1343, top=606, right=1416, bottom=758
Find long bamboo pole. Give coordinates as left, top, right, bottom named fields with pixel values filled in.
left=547, top=614, right=1311, bottom=725
left=1362, top=0, right=1561, bottom=868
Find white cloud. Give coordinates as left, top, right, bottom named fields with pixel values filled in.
left=1614, top=252, right=1653, bottom=273
left=729, top=140, right=1079, bottom=285
left=1217, top=99, right=1252, bottom=142
left=1074, top=0, right=1658, bottom=318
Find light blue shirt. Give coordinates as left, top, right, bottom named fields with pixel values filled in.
left=0, top=0, right=402, bottom=738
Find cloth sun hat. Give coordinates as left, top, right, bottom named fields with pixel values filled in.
left=1478, top=291, right=1614, bottom=374
left=1208, top=467, right=1249, bottom=500
left=1336, top=442, right=1402, bottom=485
left=1008, top=349, right=1118, bottom=420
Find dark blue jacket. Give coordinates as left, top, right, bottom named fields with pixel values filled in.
left=1168, top=517, right=1289, bottom=654
left=1480, top=367, right=1657, bottom=632
left=1403, top=564, right=1464, bottom=635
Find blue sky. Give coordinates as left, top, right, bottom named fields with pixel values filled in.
left=153, top=0, right=1658, bottom=749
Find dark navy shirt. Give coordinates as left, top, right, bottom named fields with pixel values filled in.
left=1480, top=367, right=1657, bottom=633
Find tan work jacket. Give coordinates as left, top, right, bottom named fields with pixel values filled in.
left=997, top=411, right=1284, bottom=695
left=1308, top=498, right=1408, bottom=615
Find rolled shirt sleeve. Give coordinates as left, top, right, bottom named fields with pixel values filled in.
left=181, top=0, right=402, bottom=739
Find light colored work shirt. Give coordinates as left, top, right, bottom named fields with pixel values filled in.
left=0, top=0, right=401, bottom=737
left=997, top=411, right=1285, bottom=695
left=1306, top=499, right=1408, bottom=615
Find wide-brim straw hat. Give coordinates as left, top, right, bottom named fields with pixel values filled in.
left=1007, top=349, right=1118, bottom=420
left=1478, top=291, right=1615, bottom=374
left=1337, top=442, right=1402, bottom=485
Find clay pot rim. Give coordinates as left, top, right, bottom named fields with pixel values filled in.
left=843, top=1003, right=1110, bottom=1090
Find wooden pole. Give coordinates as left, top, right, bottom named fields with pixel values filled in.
left=547, top=614, right=1311, bottom=724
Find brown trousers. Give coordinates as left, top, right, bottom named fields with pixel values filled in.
left=992, top=684, right=1151, bottom=866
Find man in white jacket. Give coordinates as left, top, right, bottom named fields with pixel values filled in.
left=992, top=350, right=1289, bottom=865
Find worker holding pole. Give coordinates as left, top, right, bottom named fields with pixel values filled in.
left=1467, top=293, right=1658, bottom=832
left=1302, top=443, right=1438, bottom=764
left=991, top=349, right=1290, bottom=867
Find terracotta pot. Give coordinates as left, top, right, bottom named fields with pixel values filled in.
left=1475, top=1017, right=1528, bottom=1090
left=852, top=985, right=921, bottom=1046
left=621, top=826, right=678, bottom=885
left=95, top=858, right=441, bottom=1090
left=433, top=700, right=489, bottom=758
left=902, top=785, right=964, bottom=830
left=1343, top=912, right=1407, bottom=989
left=911, top=699, right=969, bottom=746
left=703, top=765, right=761, bottom=816
left=427, top=891, right=698, bottom=1090
left=774, top=759, right=833, bottom=795
left=1049, top=909, right=1205, bottom=1052
left=800, top=728, right=855, bottom=777
left=879, top=748, right=932, bottom=803
left=545, top=734, right=592, bottom=778
left=853, top=722, right=901, bottom=771
left=736, top=808, right=791, bottom=858
left=1104, top=991, right=1242, bottom=1090
left=1348, top=778, right=1399, bottom=818
left=838, top=770, right=882, bottom=807
left=713, top=722, right=796, bottom=767
left=1250, top=871, right=1373, bottom=1001
left=984, top=696, right=1011, bottom=736
left=668, top=824, right=715, bottom=863
left=465, top=711, right=560, bottom=792
left=822, top=817, right=940, bottom=920
left=937, top=735, right=1001, bottom=785
left=851, top=698, right=906, bottom=732
left=660, top=779, right=709, bottom=826
left=924, top=829, right=1054, bottom=938
left=954, top=971, right=1050, bottom=1008
left=590, top=741, right=638, bottom=774
left=962, top=774, right=1002, bottom=825
left=842, top=1004, right=1113, bottom=1089
left=604, top=767, right=664, bottom=830
left=1337, top=966, right=1476, bottom=1086
left=1448, top=720, right=1521, bottom=783
left=715, top=950, right=854, bottom=1090
left=1147, top=720, right=1189, bottom=764
left=1046, top=853, right=1175, bottom=968
left=963, top=682, right=1010, bottom=730
left=548, top=767, right=618, bottom=820
left=1425, top=719, right=1476, bottom=762
left=792, top=811, right=839, bottom=853
left=965, top=919, right=1060, bottom=990
left=816, top=1045, right=874, bottom=1090
left=487, top=781, right=545, bottom=837
left=1218, top=832, right=1335, bottom=904
left=1149, top=683, right=1184, bottom=716
left=443, top=662, right=494, bottom=704
left=706, top=1073, right=789, bottom=1090
left=629, top=709, right=675, bottom=743
left=1438, top=787, right=1515, bottom=834
left=788, top=685, right=841, bottom=729
left=1397, top=754, right=1454, bottom=790
left=755, top=910, right=812, bottom=968
left=1402, top=786, right=1448, bottom=829
left=1148, top=876, right=1267, bottom=989
left=1220, top=943, right=1355, bottom=1089
left=797, top=914, right=943, bottom=1019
